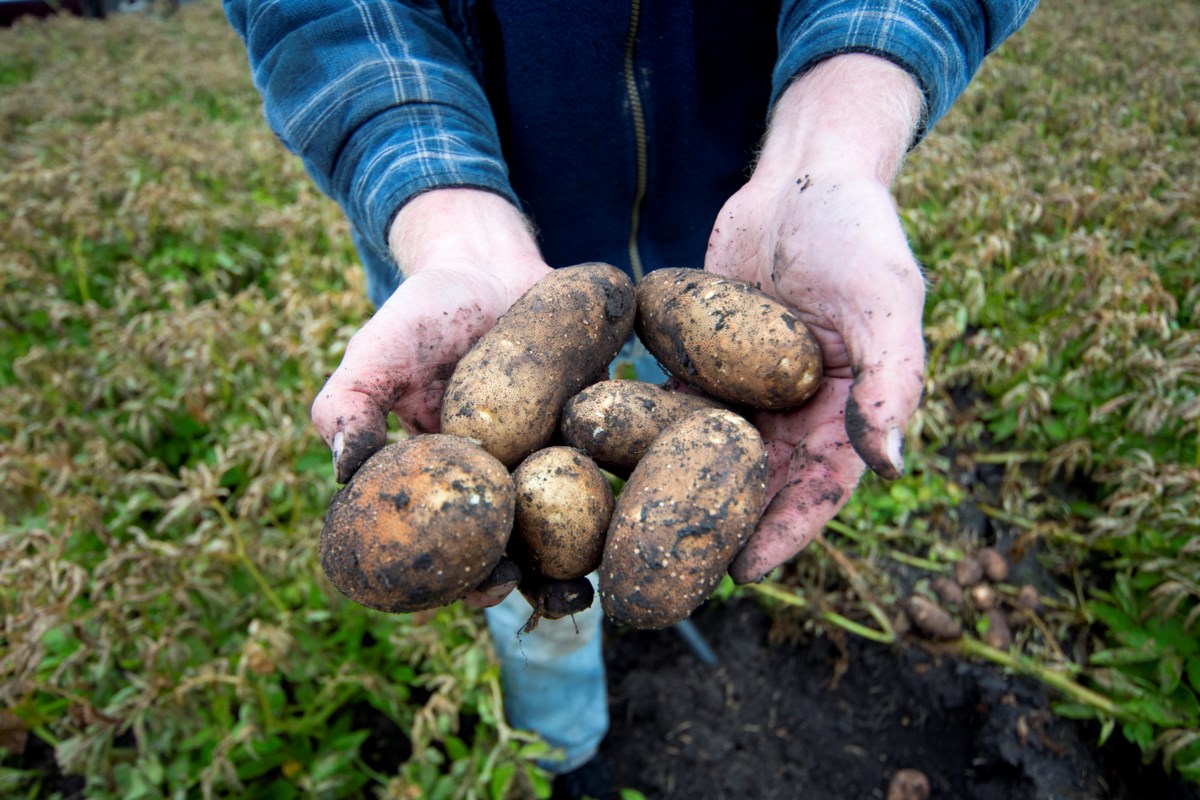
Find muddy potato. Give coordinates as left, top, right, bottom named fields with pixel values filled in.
left=600, top=409, right=768, bottom=629
left=635, top=268, right=822, bottom=410
left=901, top=595, right=963, bottom=640
left=511, top=447, right=614, bottom=580
left=886, top=769, right=931, bottom=800
left=561, top=380, right=725, bottom=471
left=320, top=435, right=514, bottom=613
left=518, top=571, right=596, bottom=633
left=441, top=263, right=636, bottom=467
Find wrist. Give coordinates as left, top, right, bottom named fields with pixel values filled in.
left=753, top=54, right=924, bottom=187
left=388, top=188, right=549, bottom=299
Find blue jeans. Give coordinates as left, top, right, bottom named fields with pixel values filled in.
left=354, top=234, right=666, bottom=773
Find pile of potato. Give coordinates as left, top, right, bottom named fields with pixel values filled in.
left=320, top=263, right=823, bottom=630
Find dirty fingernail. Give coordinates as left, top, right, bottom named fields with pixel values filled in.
left=886, top=426, right=904, bottom=476
left=332, top=431, right=344, bottom=471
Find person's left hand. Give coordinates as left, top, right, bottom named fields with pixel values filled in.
left=704, top=54, right=928, bottom=583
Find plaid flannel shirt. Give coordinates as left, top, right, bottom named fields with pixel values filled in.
left=226, top=0, right=1037, bottom=263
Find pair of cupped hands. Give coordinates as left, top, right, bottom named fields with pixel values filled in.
left=311, top=56, right=928, bottom=611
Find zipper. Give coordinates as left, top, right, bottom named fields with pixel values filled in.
left=622, top=0, right=648, bottom=282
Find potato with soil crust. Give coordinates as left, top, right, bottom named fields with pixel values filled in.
left=561, top=380, right=726, bottom=472
left=634, top=268, right=822, bottom=410
left=511, top=447, right=614, bottom=580
left=441, top=263, right=636, bottom=468
left=320, top=435, right=515, bottom=613
left=600, top=408, right=768, bottom=629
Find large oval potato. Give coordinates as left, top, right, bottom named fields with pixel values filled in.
left=600, top=409, right=768, bottom=629
left=320, top=435, right=514, bottom=613
left=441, top=263, right=636, bottom=467
left=511, top=447, right=614, bottom=579
left=635, top=268, right=822, bottom=410
left=560, top=380, right=725, bottom=472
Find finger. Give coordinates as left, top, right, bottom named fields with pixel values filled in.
left=840, top=260, right=926, bottom=480
left=311, top=320, right=411, bottom=483
left=731, top=381, right=865, bottom=583
left=311, top=273, right=502, bottom=482
left=463, top=556, right=522, bottom=609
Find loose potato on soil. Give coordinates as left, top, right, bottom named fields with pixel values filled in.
left=635, top=268, right=822, bottom=410
left=441, top=263, right=636, bottom=467
left=511, top=447, right=614, bottom=580
left=901, top=595, right=963, bottom=640
left=561, top=380, right=725, bottom=471
left=600, top=409, right=768, bottom=629
left=320, top=435, right=515, bottom=613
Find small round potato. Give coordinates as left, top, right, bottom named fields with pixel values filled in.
left=511, top=447, right=614, bottom=580
left=635, top=268, right=822, bottom=410
left=600, top=409, right=768, bottom=629
left=441, top=263, right=636, bottom=467
left=320, top=435, right=514, bottom=613
left=561, top=380, right=725, bottom=472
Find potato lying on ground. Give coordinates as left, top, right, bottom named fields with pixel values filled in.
left=635, top=268, right=822, bottom=410
left=510, top=447, right=614, bottom=579
left=600, top=408, right=768, bottom=629
left=320, top=435, right=514, bottom=613
left=441, top=263, right=636, bottom=467
left=561, top=380, right=725, bottom=472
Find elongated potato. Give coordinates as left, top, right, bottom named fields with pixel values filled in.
left=320, top=435, right=514, bottom=613
left=511, top=447, right=614, bottom=579
left=600, top=409, right=768, bottom=629
left=561, top=380, right=725, bottom=471
left=441, top=263, right=636, bottom=467
left=635, top=268, right=822, bottom=410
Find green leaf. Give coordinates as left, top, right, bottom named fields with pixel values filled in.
left=1099, top=716, right=1117, bottom=746
left=1044, top=416, right=1069, bottom=442
left=1186, top=656, right=1200, bottom=694
left=1159, top=654, right=1185, bottom=694
left=490, top=763, right=515, bottom=800
left=1051, top=702, right=1100, bottom=721
left=1090, top=644, right=1164, bottom=666
left=1088, top=601, right=1136, bottom=633
left=444, top=735, right=468, bottom=763
left=1122, top=719, right=1155, bottom=751
left=1125, top=697, right=1185, bottom=727
left=1168, top=683, right=1200, bottom=727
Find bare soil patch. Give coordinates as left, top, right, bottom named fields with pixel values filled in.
left=602, top=599, right=1199, bottom=800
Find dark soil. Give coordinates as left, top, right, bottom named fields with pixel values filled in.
left=601, top=599, right=1200, bottom=800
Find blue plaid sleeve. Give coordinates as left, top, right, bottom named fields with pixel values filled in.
left=224, top=0, right=517, bottom=259
left=773, top=0, right=1039, bottom=138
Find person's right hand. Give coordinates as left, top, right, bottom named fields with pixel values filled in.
left=311, top=188, right=551, bottom=608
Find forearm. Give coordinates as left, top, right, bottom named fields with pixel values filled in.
left=388, top=189, right=548, bottom=298
left=773, top=0, right=1040, bottom=141
left=754, top=54, right=923, bottom=186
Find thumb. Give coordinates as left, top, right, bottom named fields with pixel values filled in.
left=311, top=307, right=421, bottom=483
left=841, top=265, right=926, bottom=480
left=312, top=378, right=392, bottom=485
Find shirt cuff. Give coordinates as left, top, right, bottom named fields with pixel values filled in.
left=773, top=1, right=990, bottom=140
left=328, top=102, right=520, bottom=259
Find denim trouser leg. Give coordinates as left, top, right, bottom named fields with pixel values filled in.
left=484, top=576, right=607, bottom=774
